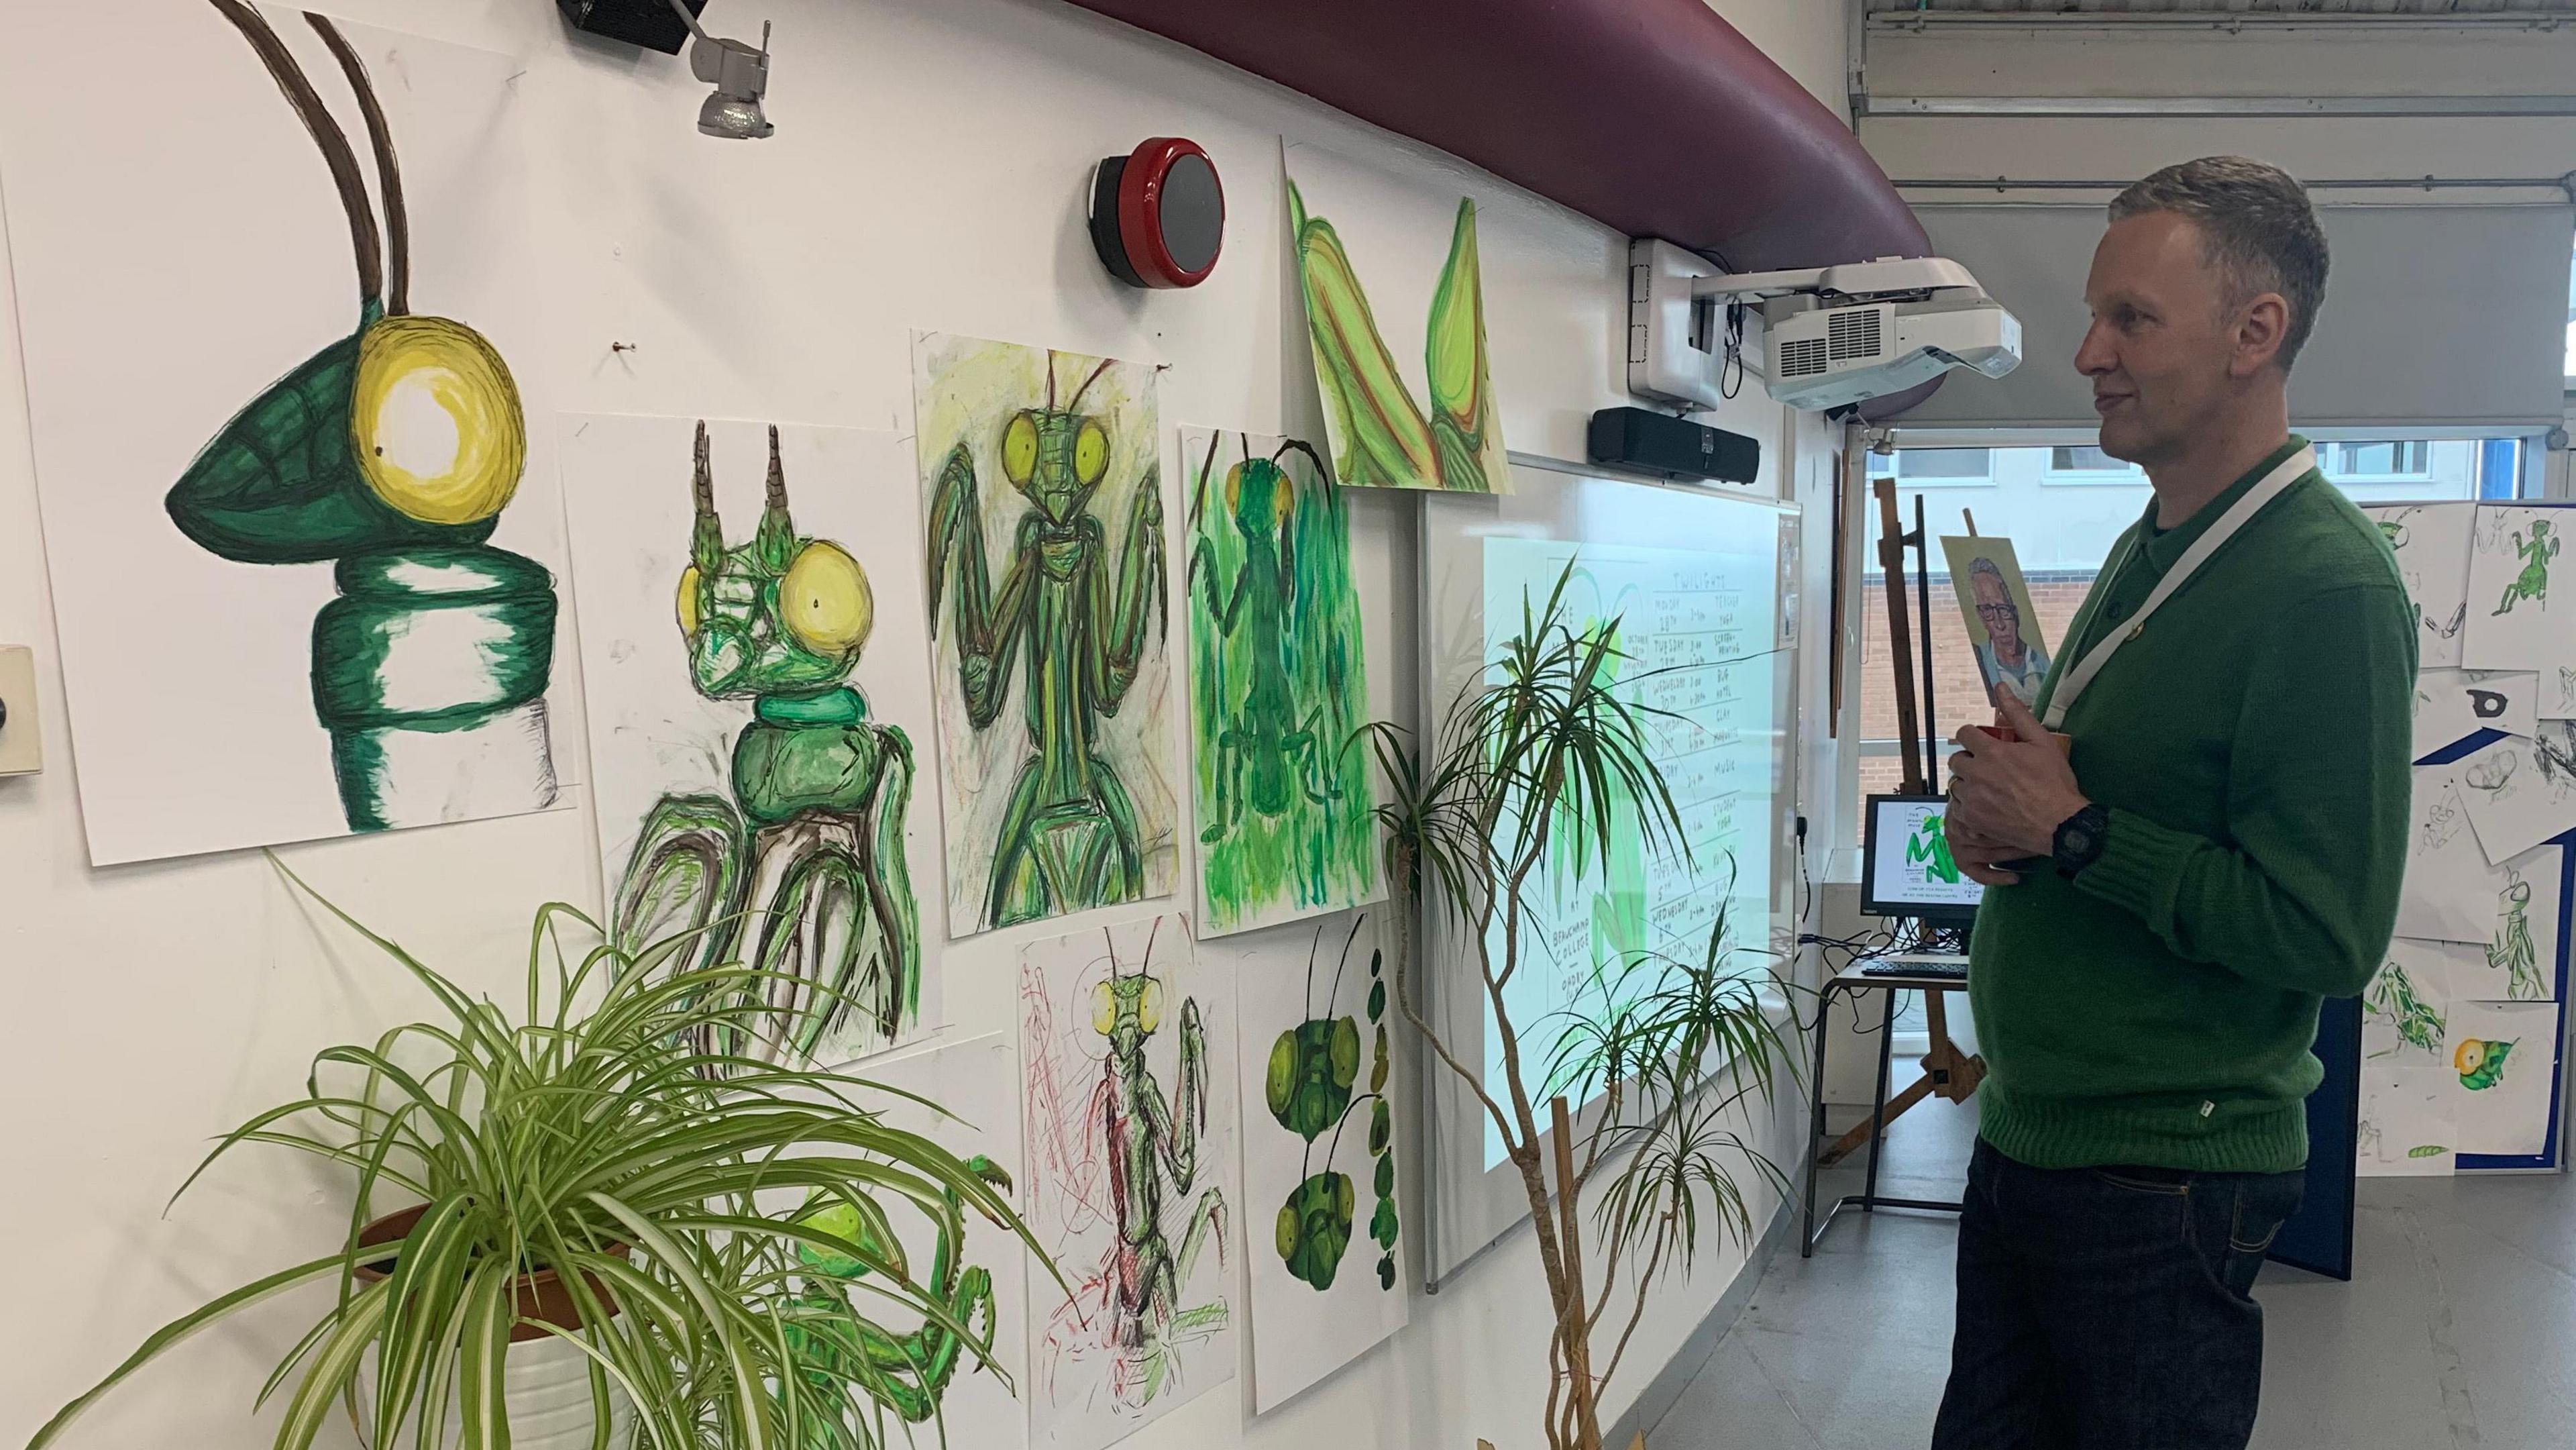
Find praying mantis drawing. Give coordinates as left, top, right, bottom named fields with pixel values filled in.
left=2491, top=516, right=2558, bottom=617
left=1029, top=920, right=1230, bottom=1412
left=2374, top=511, right=2467, bottom=645
left=614, top=423, right=920, bottom=1069
left=1187, top=431, right=1350, bottom=846
left=788, top=1155, right=1014, bottom=1426
left=2364, top=962, right=2446, bottom=1058
left=177, top=1, right=555, bottom=832
left=926, top=354, right=1168, bottom=930
left=2489, top=876, right=2544, bottom=1000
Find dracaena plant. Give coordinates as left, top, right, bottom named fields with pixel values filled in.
left=1360, top=566, right=1794, bottom=1450
left=30, top=864, right=1048, bottom=1450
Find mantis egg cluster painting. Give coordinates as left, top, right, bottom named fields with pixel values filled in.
left=1182, top=427, right=1381, bottom=938
left=0, top=3, right=565, bottom=864
left=563, top=417, right=939, bottom=1069
left=1283, top=140, right=1512, bottom=495
left=1209, top=909, right=1407, bottom=1413
left=915, top=333, right=1182, bottom=937
left=1018, top=913, right=1238, bottom=1450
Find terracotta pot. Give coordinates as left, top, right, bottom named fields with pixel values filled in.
left=350, top=1206, right=639, bottom=1449
left=353, top=1202, right=631, bottom=1342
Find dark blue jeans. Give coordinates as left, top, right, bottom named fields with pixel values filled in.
left=1929, top=1137, right=2305, bottom=1450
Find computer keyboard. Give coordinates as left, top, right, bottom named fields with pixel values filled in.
left=1861, top=954, right=1968, bottom=981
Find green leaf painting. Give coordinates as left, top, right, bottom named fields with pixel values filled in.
left=1183, top=428, right=1381, bottom=937
left=1285, top=142, right=1513, bottom=495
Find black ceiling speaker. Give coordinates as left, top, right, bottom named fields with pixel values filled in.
left=560, top=0, right=708, bottom=54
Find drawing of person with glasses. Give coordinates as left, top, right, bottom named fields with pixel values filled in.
left=1968, top=556, right=2052, bottom=709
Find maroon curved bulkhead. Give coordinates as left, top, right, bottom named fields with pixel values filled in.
left=1062, top=0, right=1943, bottom=415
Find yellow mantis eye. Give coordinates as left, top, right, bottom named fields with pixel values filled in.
left=781, top=541, right=873, bottom=656
left=350, top=314, right=527, bottom=525
left=1138, top=978, right=1164, bottom=1033
left=1091, top=980, right=1117, bottom=1036
left=2455, top=1039, right=2487, bottom=1076
left=676, top=564, right=702, bottom=638
left=1003, top=412, right=1040, bottom=485
left=1074, top=419, right=1110, bottom=486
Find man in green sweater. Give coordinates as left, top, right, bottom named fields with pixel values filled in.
left=1931, top=158, right=2416, bottom=1449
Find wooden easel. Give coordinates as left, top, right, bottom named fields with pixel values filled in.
left=1819, top=480, right=1986, bottom=1168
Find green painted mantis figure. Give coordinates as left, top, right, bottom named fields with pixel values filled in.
left=786, top=1155, right=1014, bottom=1429
left=1289, top=179, right=1507, bottom=493
left=2365, top=962, right=2446, bottom=1058
left=616, top=423, right=920, bottom=1068
left=1909, top=812, right=1963, bottom=886
left=927, top=356, right=1168, bottom=929
left=1266, top=915, right=1399, bottom=1293
left=2492, top=517, right=2558, bottom=616
left=176, top=2, right=555, bottom=832
left=2456, top=1034, right=2518, bottom=1090
left=1187, top=433, right=1350, bottom=846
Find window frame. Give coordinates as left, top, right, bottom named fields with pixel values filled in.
left=2040, top=444, right=2145, bottom=486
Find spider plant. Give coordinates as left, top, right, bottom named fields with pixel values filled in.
left=1360, top=564, right=1794, bottom=1450
left=28, top=862, right=1048, bottom=1450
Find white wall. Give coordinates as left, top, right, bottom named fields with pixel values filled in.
left=0, top=2, right=1855, bottom=1449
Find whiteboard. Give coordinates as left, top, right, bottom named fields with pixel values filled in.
left=1415, top=457, right=1800, bottom=1283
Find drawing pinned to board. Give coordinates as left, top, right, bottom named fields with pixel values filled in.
left=2413, top=668, right=2538, bottom=758
left=563, top=417, right=940, bottom=1069
left=1939, top=535, right=2053, bottom=711
left=2454, top=721, right=2576, bottom=864
left=788, top=1034, right=1028, bottom=1443
left=1020, top=913, right=1236, bottom=1450
left=1182, top=427, right=1381, bottom=938
left=1284, top=141, right=1511, bottom=494
left=2398, top=768, right=2496, bottom=943
left=1208, top=911, right=1407, bottom=1414
left=917, top=333, right=1179, bottom=937
left=0, top=3, right=567, bottom=863
left=2463, top=505, right=2576, bottom=713
left=2358, top=1062, right=2455, bottom=1177
left=2365, top=503, right=2477, bottom=672
left=2447, top=1000, right=2558, bottom=1155
left=2364, top=952, right=2450, bottom=1059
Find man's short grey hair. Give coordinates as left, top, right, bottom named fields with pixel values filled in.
left=1968, top=556, right=2007, bottom=586
left=2109, top=156, right=2329, bottom=370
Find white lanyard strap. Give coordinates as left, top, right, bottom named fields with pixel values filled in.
left=2042, top=445, right=2316, bottom=732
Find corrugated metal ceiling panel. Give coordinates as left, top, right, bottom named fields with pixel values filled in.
left=1865, top=1, right=2576, bottom=13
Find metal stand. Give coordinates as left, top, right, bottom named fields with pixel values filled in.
left=1802, top=965, right=1974, bottom=1255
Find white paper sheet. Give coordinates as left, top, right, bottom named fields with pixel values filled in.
left=2414, top=669, right=2538, bottom=758
left=842, top=1035, right=1030, bottom=1449
left=0, top=5, right=568, bottom=864
left=2455, top=723, right=2576, bottom=864
left=1019, top=913, right=1237, bottom=1450
left=2364, top=503, right=2477, bottom=672
left=2463, top=506, right=2576, bottom=705
left=561, top=417, right=943, bottom=1066
left=2442, top=847, right=2563, bottom=1004
left=1207, top=910, right=1409, bottom=1412
left=2359, top=1061, right=2458, bottom=1176
left=2398, top=768, right=2500, bottom=942
left=2446, top=1000, right=2558, bottom=1157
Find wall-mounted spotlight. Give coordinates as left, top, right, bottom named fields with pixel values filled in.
left=1090, top=138, right=1224, bottom=289
left=669, top=0, right=773, bottom=140
left=561, top=0, right=775, bottom=138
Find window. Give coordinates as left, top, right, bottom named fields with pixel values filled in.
left=2563, top=239, right=2574, bottom=383
left=2319, top=440, right=2431, bottom=480
left=2044, top=446, right=2142, bottom=482
left=1877, top=448, right=1994, bottom=486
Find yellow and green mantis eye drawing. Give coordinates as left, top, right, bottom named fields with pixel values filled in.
left=1289, top=178, right=1510, bottom=494
left=171, top=1, right=553, bottom=832
left=2455, top=1035, right=2518, bottom=1091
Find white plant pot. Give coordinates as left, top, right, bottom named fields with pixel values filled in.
left=355, top=1330, right=635, bottom=1450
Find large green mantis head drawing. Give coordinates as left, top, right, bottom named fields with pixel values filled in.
left=1226, top=455, right=1293, bottom=543
left=678, top=421, right=873, bottom=701
left=1000, top=358, right=1117, bottom=529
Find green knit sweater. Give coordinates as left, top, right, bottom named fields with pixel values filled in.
left=1968, top=438, right=2417, bottom=1174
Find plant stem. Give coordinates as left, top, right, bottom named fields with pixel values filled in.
left=205, top=0, right=383, bottom=309
left=1552, top=1096, right=1603, bottom=1450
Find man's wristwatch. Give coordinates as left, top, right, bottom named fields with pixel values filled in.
left=2051, top=803, right=2110, bottom=880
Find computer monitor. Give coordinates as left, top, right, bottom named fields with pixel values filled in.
left=1860, top=793, right=1984, bottom=926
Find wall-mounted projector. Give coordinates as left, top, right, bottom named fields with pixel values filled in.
left=1627, top=238, right=2021, bottom=413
